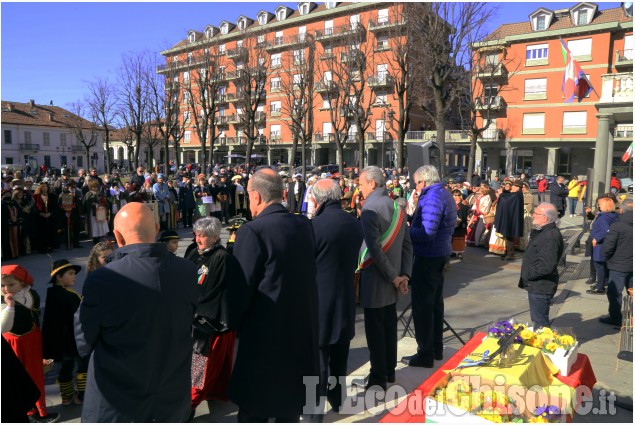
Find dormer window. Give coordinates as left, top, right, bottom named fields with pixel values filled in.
left=238, top=20, right=246, bottom=30
left=325, top=1, right=336, bottom=9
left=277, top=9, right=287, bottom=21
left=257, top=11, right=272, bottom=25
left=204, top=25, right=217, bottom=39
left=237, top=16, right=253, bottom=31
left=577, top=9, right=588, bottom=25
left=529, top=8, right=554, bottom=31
left=188, top=31, right=196, bottom=43
left=220, top=21, right=230, bottom=34
left=570, top=3, right=597, bottom=27
left=298, top=2, right=313, bottom=15
left=536, top=15, right=546, bottom=30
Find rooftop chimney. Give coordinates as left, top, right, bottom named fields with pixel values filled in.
left=48, top=111, right=54, bottom=121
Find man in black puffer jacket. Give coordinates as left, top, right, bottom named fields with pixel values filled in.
left=600, top=199, right=633, bottom=326
left=518, top=202, right=563, bottom=328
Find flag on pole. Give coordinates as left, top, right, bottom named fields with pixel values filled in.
left=622, top=142, right=633, bottom=163
left=560, top=38, right=593, bottom=102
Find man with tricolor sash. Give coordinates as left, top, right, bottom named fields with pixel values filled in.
left=356, top=166, right=412, bottom=391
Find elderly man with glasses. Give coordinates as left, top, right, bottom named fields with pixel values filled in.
left=518, top=202, right=564, bottom=328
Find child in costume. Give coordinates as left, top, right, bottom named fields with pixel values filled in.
left=1, top=265, right=60, bottom=423
left=41, top=259, right=88, bottom=405
left=86, top=242, right=115, bottom=273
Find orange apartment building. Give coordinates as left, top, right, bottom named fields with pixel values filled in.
left=472, top=2, right=632, bottom=194
left=158, top=1, right=428, bottom=169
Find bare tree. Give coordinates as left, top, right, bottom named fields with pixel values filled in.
left=85, top=78, right=117, bottom=174
left=116, top=51, right=152, bottom=169
left=67, top=100, right=99, bottom=170
left=275, top=33, right=316, bottom=176
left=409, top=2, right=495, bottom=176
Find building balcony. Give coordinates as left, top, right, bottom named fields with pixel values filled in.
left=478, top=128, right=504, bottom=141
left=365, top=132, right=391, bottom=143
left=269, top=136, right=283, bottom=144
left=71, top=145, right=85, bottom=153
left=228, top=93, right=241, bottom=103
left=340, top=49, right=363, bottom=64
left=368, top=18, right=405, bottom=33
left=599, top=72, right=633, bottom=105
left=264, top=33, right=309, bottom=52
left=320, top=51, right=335, bottom=61
left=374, top=44, right=391, bottom=53
left=214, top=115, right=231, bottom=126
left=211, top=72, right=228, bottom=83
left=236, top=137, right=247, bottom=145
left=19, top=143, right=40, bottom=151
left=405, top=130, right=470, bottom=144
left=156, top=55, right=214, bottom=74
left=255, top=111, right=266, bottom=122
left=226, top=114, right=240, bottom=124
left=270, top=109, right=282, bottom=118
left=368, top=74, right=395, bottom=88
left=615, top=125, right=633, bottom=139
left=313, top=133, right=335, bottom=143
left=227, top=47, right=248, bottom=59
left=215, top=94, right=229, bottom=104
left=315, top=24, right=365, bottom=42
left=615, top=49, right=633, bottom=70
left=314, top=80, right=338, bottom=94
left=475, top=63, right=509, bottom=81
left=475, top=96, right=507, bottom=111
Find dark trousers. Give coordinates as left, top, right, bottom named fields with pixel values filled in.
left=594, top=261, right=609, bottom=291
left=237, top=411, right=299, bottom=423
left=607, top=270, right=633, bottom=324
left=181, top=208, right=193, bottom=227
left=527, top=292, right=553, bottom=328
left=319, top=340, right=350, bottom=411
left=363, top=304, right=397, bottom=384
left=58, top=354, right=89, bottom=382
left=220, top=202, right=230, bottom=224
left=411, top=256, right=446, bottom=361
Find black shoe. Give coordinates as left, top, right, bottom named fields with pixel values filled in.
left=404, top=355, right=434, bottom=368
left=500, top=255, right=507, bottom=261
left=365, top=377, right=387, bottom=391
left=434, top=353, right=444, bottom=361
left=598, top=316, right=621, bottom=326
left=387, top=373, right=396, bottom=383
left=29, top=413, right=61, bottom=423
left=585, top=278, right=597, bottom=285
left=586, top=287, right=606, bottom=295
left=188, top=409, right=196, bottom=422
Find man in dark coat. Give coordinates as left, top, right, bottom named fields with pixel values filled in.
left=179, top=175, right=196, bottom=228
left=130, top=166, right=146, bottom=191
left=549, top=176, right=569, bottom=218
left=311, top=178, right=363, bottom=414
left=74, top=203, right=199, bottom=422
left=229, top=169, right=319, bottom=422
left=494, top=181, right=525, bottom=261
left=600, top=199, right=633, bottom=326
left=357, top=166, right=412, bottom=390
left=518, top=202, right=563, bottom=328
left=287, top=173, right=306, bottom=213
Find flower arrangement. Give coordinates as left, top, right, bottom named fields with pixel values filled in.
left=533, top=327, right=576, bottom=354
left=530, top=405, right=563, bottom=422
left=488, top=321, right=522, bottom=343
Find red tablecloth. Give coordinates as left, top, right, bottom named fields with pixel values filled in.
left=380, top=332, right=596, bottom=423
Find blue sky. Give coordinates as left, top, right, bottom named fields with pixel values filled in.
left=1, top=1, right=621, bottom=110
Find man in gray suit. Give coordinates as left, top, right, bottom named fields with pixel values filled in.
left=357, top=166, right=413, bottom=390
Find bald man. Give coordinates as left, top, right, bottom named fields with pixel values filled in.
left=74, top=203, right=200, bottom=422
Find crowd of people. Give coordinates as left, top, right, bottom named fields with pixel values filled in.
left=1, top=162, right=632, bottom=423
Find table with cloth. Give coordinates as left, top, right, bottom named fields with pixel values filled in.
left=381, top=332, right=596, bottom=423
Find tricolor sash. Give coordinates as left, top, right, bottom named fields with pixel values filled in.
left=356, top=201, right=405, bottom=272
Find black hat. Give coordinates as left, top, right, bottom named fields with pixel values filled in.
left=50, top=259, right=81, bottom=283
left=158, top=230, right=180, bottom=242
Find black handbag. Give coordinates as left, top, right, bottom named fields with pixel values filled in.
left=191, top=314, right=227, bottom=356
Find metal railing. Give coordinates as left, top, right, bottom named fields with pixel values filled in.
left=368, top=74, right=395, bottom=87
left=19, top=143, right=40, bottom=150
left=315, top=24, right=365, bottom=41
left=368, top=18, right=405, bottom=31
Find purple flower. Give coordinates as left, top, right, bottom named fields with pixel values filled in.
left=534, top=405, right=561, bottom=420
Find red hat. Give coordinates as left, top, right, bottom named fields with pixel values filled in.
left=1, top=264, right=34, bottom=286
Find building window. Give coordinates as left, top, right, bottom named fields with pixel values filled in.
left=44, top=155, right=51, bottom=167
left=377, top=36, right=389, bottom=50
left=558, top=150, right=571, bottom=174
left=205, top=28, right=213, bottom=38
left=378, top=8, right=389, bottom=24
left=324, top=20, right=334, bottom=35
left=524, top=78, right=547, bottom=99
left=184, top=131, right=191, bottom=143
left=325, top=1, right=336, bottom=9
left=536, top=15, right=546, bottom=30
left=322, top=99, right=331, bottom=109
left=270, top=101, right=281, bottom=117
left=293, top=50, right=305, bottom=65
left=60, top=133, right=66, bottom=145
left=567, top=38, right=592, bottom=60
left=577, top=9, right=588, bottom=25
left=562, top=111, right=587, bottom=134
left=270, top=77, right=281, bottom=92
left=221, top=23, right=228, bottom=34
left=5, top=157, right=13, bottom=165
left=522, top=113, right=545, bottom=134
left=188, top=32, right=195, bottom=43
left=350, top=15, right=360, bottom=30
left=271, top=53, right=282, bottom=69
left=3, top=130, right=12, bottom=144
left=184, top=111, right=190, bottom=122
left=219, top=44, right=226, bottom=55
left=183, top=91, right=191, bottom=102
left=375, top=90, right=387, bottom=105
left=293, top=74, right=303, bottom=89
left=276, top=9, right=286, bottom=21
left=299, top=3, right=309, bottom=15
left=257, top=35, right=265, bottom=45
left=258, top=13, right=267, bottom=25
left=238, top=19, right=245, bottom=30
left=526, top=43, right=549, bottom=64
left=270, top=124, right=281, bottom=141
left=25, top=131, right=32, bottom=144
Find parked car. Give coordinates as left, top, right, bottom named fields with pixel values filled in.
left=528, top=174, right=557, bottom=190
left=619, top=177, right=632, bottom=193
left=311, top=164, right=341, bottom=176
left=442, top=172, right=467, bottom=184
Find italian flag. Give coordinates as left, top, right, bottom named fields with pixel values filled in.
left=560, top=38, right=593, bottom=103
left=622, top=142, right=633, bottom=163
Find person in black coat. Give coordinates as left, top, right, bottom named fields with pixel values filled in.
left=229, top=169, right=319, bottom=422
left=600, top=199, right=633, bottom=326
left=549, top=176, right=569, bottom=218
left=74, top=203, right=199, bottom=422
left=130, top=166, right=146, bottom=191
left=494, top=181, right=524, bottom=261
left=311, top=179, right=363, bottom=414
left=179, top=175, right=196, bottom=228
left=287, top=174, right=306, bottom=214
left=518, top=203, right=564, bottom=328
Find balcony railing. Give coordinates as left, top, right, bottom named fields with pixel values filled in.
left=374, top=43, right=390, bottom=53
left=615, top=49, right=633, bottom=69
left=226, top=114, right=240, bottom=124
left=269, top=136, right=283, bottom=144
left=214, top=115, right=230, bottom=125
left=405, top=130, right=470, bottom=143
left=475, top=96, right=507, bottom=111
left=340, top=49, right=363, bottom=64
left=211, top=72, right=228, bottom=82
left=264, top=33, right=308, bottom=51
left=475, top=62, right=509, bottom=80
left=366, top=132, right=391, bottom=143
left=479, top=128, right=504, bottom=141
left=156, top=54, right=215, bottom=74
left=237, top=137, right=247, bottom=145
left=599, top=72, right=633, bottom=104
left=314, top=80, right=338, bottom=93
left=71, top=145, right=85, bottom=153
left=313, top=133, right=335, bottom=143
left=320, top=51, right=335, bottom=61
left=270, top=109, right=282, bottom=118
left=562, top=125, right=587, bottom=134
left=255, top=111, right=266, bottom=122
left=368, top=74, right=395, bottom=88
left=19, top=143, right=40, bottom=151
left=615, top=125, right=633, bottom=138
left=227, top=47, right=248, bottom=59
left=215, top=94, right=228, bottom=104
left=368, top=18, right=405, bottom=32
left=315, top=24, right=365, bottom=42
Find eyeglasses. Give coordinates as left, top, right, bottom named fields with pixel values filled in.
left=533, top=212, right=547, bottom=217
